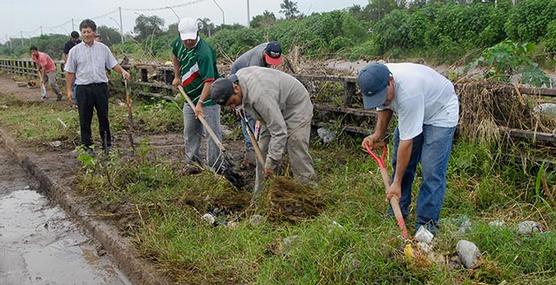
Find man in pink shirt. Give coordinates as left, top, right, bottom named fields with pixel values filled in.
left=30, top=46, right=63, bottom=101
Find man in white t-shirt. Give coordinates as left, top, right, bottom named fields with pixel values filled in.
left=358, top=62, right=459, bottom=234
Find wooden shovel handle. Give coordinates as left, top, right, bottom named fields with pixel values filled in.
left=177, top=85, right=226, bottom=153
left=379, top=166, right=409, bottom=239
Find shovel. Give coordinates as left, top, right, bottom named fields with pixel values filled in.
left=177, top=85, right=245, bottom=188
left=365, top=144, right=408, bottom=239
left=237, top=110, right=265, bottom=166
left=37, top=71, right=47, bottom=99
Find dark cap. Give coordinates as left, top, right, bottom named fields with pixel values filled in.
left=357, top=63, right=391, bottom=109
left=210, top=75, right=238, bottom=105
left=264, top=41, right=282, bottom=65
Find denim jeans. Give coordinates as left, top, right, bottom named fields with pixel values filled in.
left=391, top=125, right=456, bottom=234
left=183, top=104, right=223, bottom=170
left=240, top=113, right=256, bottom=151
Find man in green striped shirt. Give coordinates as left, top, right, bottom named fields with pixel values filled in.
left=171, top=17, right=222, bottom=173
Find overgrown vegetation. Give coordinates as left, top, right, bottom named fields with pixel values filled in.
left=2, top=0, right=555, bottom=67
left=0, top=80, right=554, bottom=283
left=73, top=133, right=556, bottom=284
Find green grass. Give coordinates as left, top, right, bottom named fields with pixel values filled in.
left=1, top=91, right=555, bottom=284
left=0, top=92, right=182, bottom=147
left=72, top=137, right=556, bottom=284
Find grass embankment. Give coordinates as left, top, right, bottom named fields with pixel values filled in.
left=0, top=93, right=182, bottom=147
left=1, top=92, right=555, bottom=284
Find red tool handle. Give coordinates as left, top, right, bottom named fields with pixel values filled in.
left=365, top=144, right=408, bottom=239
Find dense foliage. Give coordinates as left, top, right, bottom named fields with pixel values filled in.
left=1, top=0, right=554, bottom=64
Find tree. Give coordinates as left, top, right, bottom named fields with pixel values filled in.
left=250, top=10, right=277, bottom=28
left=133, top=14, right=165, bottom=40
left=97, top=26, right=121, bottom=47
left=198, top=18, right=215, bottom=37
left=365, top=0, right=398, bottom=21
left=280, top=0, right=300, bottom=19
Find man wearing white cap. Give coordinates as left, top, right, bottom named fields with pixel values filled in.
left=171, top=17, right=222, bottom=173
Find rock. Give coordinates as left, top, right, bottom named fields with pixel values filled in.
left=517, top=221, right=543, bottom=235
left=415, top=226, right=434, bottom=244
left=249, top=214, right=265, bottom=226
left=456, top=240, right=481, bottom=269
left=282, top=235, right=300, bottom=254
left=47, top=141, right=62, bottom=147
left=458, top=217, right=472, bottom=234
left=201, top=213, right=215, bottom=225
left=317, top=127, right=336, bottom=144
left=0, top=105, right=8, bottom=109
left=226, top=221, right=239, bottom=229
left=488, top=220, right=505, bottom=227
left=534, top=103, right=556, bottom=118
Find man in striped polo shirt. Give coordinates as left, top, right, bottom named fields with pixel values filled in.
left=171, top=17, right=222, bottom=173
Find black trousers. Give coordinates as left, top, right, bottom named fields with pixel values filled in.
left=76, top=83, right=111, bottom=149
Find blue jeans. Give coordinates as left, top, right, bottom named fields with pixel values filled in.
left=240, top=113, right=256, bottom=151
left=182, top=104, right=223, bottom=169
left=391, top=125, right=456, bottom=234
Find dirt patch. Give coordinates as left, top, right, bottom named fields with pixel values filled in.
left=0, top=73, right=47, bottom=102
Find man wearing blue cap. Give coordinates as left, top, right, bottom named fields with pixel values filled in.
left=358, top=62, right=459, bottom=234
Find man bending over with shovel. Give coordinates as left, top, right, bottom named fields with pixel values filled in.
left=358, top=63, right=459, bottom=235
left=210, top=67, right=315, bottom=195
left=31, top=46, right=63, bottom=101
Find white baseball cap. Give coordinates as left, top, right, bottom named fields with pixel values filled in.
left=178, top=17, right=198, bottom=40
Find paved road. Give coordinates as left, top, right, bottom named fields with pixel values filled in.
left=0, top=146, right=131, bottom=285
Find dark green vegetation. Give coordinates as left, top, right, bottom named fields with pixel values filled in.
left=2, top=0, right=555, bottom=67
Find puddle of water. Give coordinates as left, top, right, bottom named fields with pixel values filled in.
left=0, top=189, right=131, bottom=285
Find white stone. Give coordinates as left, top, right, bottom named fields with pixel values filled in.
left=458, top=218, right=472, bottom=234
left=518, top=221, right=542, bottom=235
left=282, top=235, right=300, bottom=254
left=488, top=220, right=505, bottom=227
left=201, top=213, right=215, bottom=225
left=317, top=127, right=336, bottom=144
left=48, top=141, right=62, bottom=147
left=534, top=103, right=556, bottom=118
left=415, top=226, right=434, bottom=244
left=456, top=240, right=481, bottom=269
left=226, top=221, right=239, bottom=229
left=249, top=214, right=265, bottom=226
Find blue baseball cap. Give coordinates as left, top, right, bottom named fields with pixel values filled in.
left=357, top=63, right=391, bottom=109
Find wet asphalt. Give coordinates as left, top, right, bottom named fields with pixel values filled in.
left=0, top=146, right=131, bottom=285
